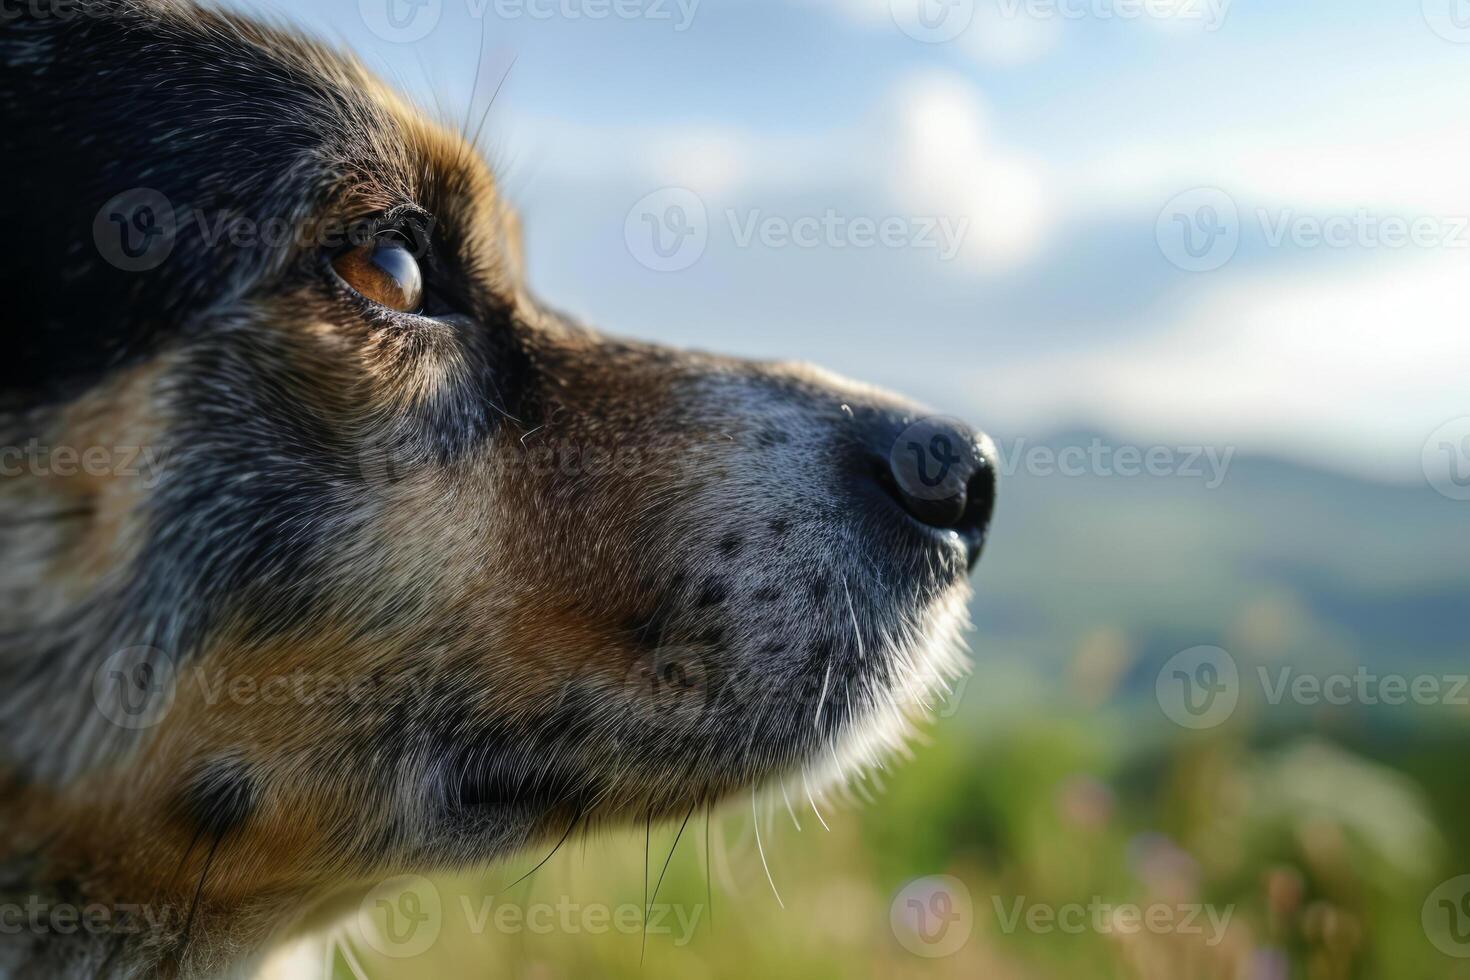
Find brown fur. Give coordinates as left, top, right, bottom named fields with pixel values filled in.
left=0, top=2, right=994, bottom=977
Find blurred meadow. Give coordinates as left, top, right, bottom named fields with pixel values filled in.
left=238, top=0, right=1470, bottom=976
left=282, top=451, right=1470, bottom=980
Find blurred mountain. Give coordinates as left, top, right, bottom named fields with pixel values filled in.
left=967, top=428, right=1469, bottom=713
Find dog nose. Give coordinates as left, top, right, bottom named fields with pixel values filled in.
left=872, top=415, right=997, bottom=568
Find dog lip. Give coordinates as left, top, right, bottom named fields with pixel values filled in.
left=960, top=525, right=986, bottom=572
left=864, top=474, right=979, bottom=570
left=871, top=455, right=993, bottom=573
left=938, top=519, right=986, bottom=572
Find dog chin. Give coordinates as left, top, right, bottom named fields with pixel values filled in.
left=786, top=582, right=972, bottom=802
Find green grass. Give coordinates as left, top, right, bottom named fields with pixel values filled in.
left=299, top=447, right=1470, bottom=979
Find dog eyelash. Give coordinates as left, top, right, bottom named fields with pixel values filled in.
left=325, top=209, right=459, bottom=322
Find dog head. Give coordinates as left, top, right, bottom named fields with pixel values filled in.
left=0, top=0, right=995, bottom=969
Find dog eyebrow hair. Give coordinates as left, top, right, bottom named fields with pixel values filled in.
left=383, top=202, right=434, bottom=223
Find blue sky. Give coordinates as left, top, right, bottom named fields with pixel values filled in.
left=229, top=0, right=1470, bottom=482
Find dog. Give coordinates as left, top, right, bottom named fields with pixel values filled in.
left=0, top=1, right=996, bottom=976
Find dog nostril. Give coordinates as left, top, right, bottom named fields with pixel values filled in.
left=879, top=415, right=997, bottom=550
left=887, top=468, right=968, bottom=529
left=963, top=459, right=997, bottom=535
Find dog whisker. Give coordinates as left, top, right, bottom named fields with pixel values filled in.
left=812, top=660, right=832, bottom=733
left=467, top=54, right=516, bottom=156
left=703, top=801, right=714, bottom=930
left=640, top=811, right=650, bottom=964
left=780, top=781, right=802, bottom=832
left=802, top=770, right=831, bottom=832
left=502, top=808, right=582, bottom=891
left=842, top=575, right=864, bottom=662
left=0, top=3, right=991, bottom=971
left=751, top=791, right=784, bottom=910
left=643, top=801, right=695, bottom=963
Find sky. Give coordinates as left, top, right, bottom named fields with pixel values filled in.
left=228, top=0, right=1470, bottom=483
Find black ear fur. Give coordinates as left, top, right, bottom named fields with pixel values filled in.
left=0, top=0, right=385, bottom=406
left=1, top=1, right=175, bottom=402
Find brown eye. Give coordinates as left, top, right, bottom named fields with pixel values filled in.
left=332, top=238, right=423, bottom=313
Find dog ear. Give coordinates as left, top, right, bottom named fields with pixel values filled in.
left=501, top=205, right=527, bottom=283
left=0, top=2, right=140, bottom=403
left=0, top=0, right=166, bottom=28
left=0, top=0, right=345, bottom=406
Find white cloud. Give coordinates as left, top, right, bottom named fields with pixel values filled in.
left=803, top=0, right=1226, bottom=67
left=884, top=72, right=1050, bottom=268
left=1080, top=130, right=1470, bottom=219
left=980, top=252, right=1469, bottom=480
left=804, top=0, right=1061, bottom=66
left=503, top=71, right=1051, bottom=271
left=960, top=3, right=1064, bottom=66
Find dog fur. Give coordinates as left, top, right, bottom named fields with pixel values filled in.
left=0, top=2, right=992, bottom=976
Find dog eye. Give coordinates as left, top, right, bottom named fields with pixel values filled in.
left=331, top=237, right=424, bottom=313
